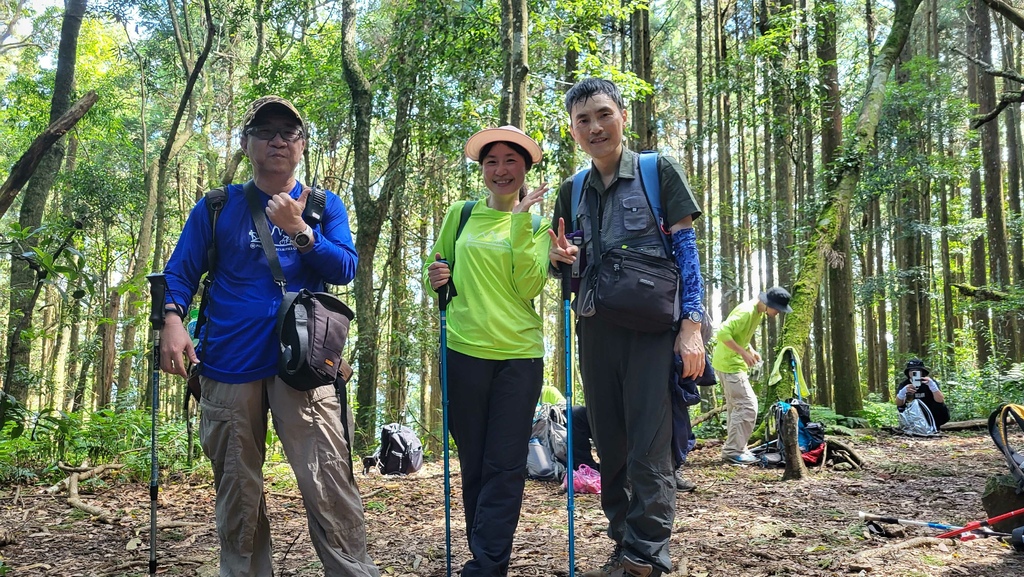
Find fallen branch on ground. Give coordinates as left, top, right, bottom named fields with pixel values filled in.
left=855, top=536, right=956, bottom=559
left=44, top=462, right=123, bottom=494
left=692, top=405, right=726, bottom=427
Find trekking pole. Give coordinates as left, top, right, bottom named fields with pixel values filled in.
left=436, top=257, right=453, bottom=577
left=790, top=351, right=801, bottom=403
left=145, top=273, right=168, bottom=576
left=859, top=512, right=1010, bottom=540
left=560, top=262, right=576, bottom=576
left=935, top=506, right=1024, bottom=540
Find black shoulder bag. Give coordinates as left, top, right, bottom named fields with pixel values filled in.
left=243, top=181, right=355, bottom=392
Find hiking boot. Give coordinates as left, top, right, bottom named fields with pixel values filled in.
left=581, top=544, right=624, bottom=577
left=674, top=467, right=696, bottom=492
left=722, top=451, right=759, bottom=465
left=621, top=549, right=661, bottom=577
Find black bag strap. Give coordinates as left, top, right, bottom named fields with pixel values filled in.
left=184, top=187, right=227, bottom=406
left=275, top=289, right=312, bottom=378
left=243, top=180, right=287, bottom=294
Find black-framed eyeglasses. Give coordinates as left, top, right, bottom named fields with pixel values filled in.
left=245, top=125, right=304, bottom=142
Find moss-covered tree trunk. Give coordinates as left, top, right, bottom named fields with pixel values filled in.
left=772, top=0, right=924, bottom=406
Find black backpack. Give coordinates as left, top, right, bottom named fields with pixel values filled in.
left=990, top=404, right=1024, bottom=493
left=366, top=423, right=424, bottom=475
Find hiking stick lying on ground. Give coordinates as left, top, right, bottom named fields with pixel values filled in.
left=859, top=511, right=1011, bottom=540
left=935, top=507, right=1024, bottom=540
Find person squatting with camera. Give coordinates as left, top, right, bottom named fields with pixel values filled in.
left=159, top=96, right=379, bottom=577
left=895, top=359, right=950, bottom=429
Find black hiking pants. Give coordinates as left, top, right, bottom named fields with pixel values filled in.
left=446, top=349, right=543, bottom=577
left=578, top=314, right=676, bottom=573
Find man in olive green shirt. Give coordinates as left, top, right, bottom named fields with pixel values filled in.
left=711, top=287, right=792, bottom=464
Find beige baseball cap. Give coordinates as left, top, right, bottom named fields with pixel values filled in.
left=241, top=95, right=305, bottom=131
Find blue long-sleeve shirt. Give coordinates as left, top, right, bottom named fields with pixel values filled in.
left=164, top=181, right=358, bottom=383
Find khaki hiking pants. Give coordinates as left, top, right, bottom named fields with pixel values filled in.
left=199, top=375, right=379, bottom=577
left=717, top=370, right=758, bottom=458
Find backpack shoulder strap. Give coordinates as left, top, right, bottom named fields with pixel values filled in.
left=570, top=169, right=589, bottom=227
left=456, top=200, right=476, bottom=240
left=304, top=186, right=327, bottom=225
left=448, top=200, right=477, bottom=274
left=637, top=151, right=671, bottom=254
left=204, top=186, right=228, bottom=273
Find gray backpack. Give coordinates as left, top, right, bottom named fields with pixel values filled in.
left=526, top=405, right=567, bottom=482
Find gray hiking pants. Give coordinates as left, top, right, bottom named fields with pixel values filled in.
left=577, top=315, right=676, bottom=573
left=199, top=375, right=379, bottom=577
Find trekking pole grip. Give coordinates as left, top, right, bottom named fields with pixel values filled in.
left=436, top=258, right=452, bottom=312
left=559, top=263, right=571, bottom=299
left=147, top=273, right=168, bottom=331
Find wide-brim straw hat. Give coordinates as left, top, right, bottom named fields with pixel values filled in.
left=464, top=125, right=542, bottom=165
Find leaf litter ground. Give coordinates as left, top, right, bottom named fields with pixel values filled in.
left=1, top=431, right=1022, bottom=576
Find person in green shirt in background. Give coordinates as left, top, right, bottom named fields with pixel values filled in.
left=423, top=126, right=551, bottom=577
left=711, top=287, right=792, bottom=465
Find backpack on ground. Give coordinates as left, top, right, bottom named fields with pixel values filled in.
left=752, top=399, right=826, bottom=467
left=898, top=398, right=938, bottom=437
left=527, top=404, right=568, bottom=482
left=989, top=403, right=1024, bottom=493
left=365, top=423, right=423, bottom=475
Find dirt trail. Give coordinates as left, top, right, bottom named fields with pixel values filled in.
left=1, top=431, right=1022, bottom=576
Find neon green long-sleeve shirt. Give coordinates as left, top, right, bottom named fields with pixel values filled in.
left=423, top=200, right=552, bottom=360
left=711, top=298, right=764, bottom=374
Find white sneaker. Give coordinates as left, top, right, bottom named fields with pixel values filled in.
left=723, top=452, right=759, bottom=465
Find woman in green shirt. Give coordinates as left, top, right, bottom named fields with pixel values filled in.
left=423, top=126, right=551, bottom=577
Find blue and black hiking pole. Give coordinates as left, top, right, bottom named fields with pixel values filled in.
left=435, top=256, right=454, bottom=577
left=560, top=262, right=576, bottom=576
left=146, top=273, right=168, bottom=577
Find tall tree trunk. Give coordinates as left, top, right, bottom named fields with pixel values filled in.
left=717, top=0, right=736, bottom=317
left=873, top=196, right=890, bottom=400
left=773, top=0, right=924, bottom=406
left=385, top=197, right=408, bottom=425
left=967, top=0, right=993, bottom=367
left=343, top=0, right=381, bottom=450
left=96, top=289, right=120, bottom=408
left=631, top=5, right=655, bottom=150
left=498, top=0, right=528, bottom=128
left=342, top=0, right=418, bottom=449
left=976, top=1, right=1015, bottom=364
left=4, top=0, right=86, bottom=403
left=817, top=0, right=860, bottom=413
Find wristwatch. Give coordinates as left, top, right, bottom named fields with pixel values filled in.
left=684, top=310, right=703, bottom=324
left=291, top=224, right=313, bottom=249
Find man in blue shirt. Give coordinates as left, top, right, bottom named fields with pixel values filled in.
left=160, top=96, right=378, bottom=577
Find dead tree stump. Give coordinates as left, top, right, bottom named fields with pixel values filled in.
left=982, top=475, right=1024, bottom=533
left=781, top=407, right=809, bottom=480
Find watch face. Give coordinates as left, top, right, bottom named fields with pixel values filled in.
left=293, top=229, right=311, bottom=248
left=688, top=311, right=703, bottom=324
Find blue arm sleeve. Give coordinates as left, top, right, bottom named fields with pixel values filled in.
left=672, top=228, right=704, bottom=315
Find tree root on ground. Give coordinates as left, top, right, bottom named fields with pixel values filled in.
left=854, top=536, right=956, bottom=560
left=43, top=462, right=124, bottom=523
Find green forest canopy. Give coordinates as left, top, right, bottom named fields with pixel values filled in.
left=0, top=0, right=1022, bottom=463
